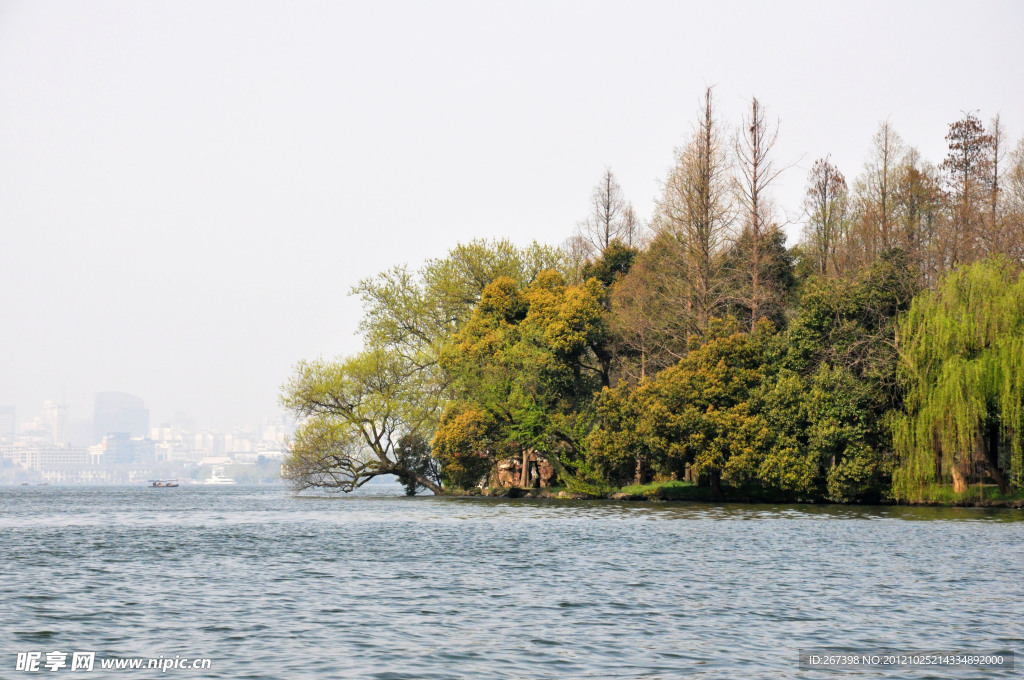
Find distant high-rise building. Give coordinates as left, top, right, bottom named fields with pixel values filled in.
left=98, top=433, right=155, bottom=466
left=93, top=392, right=149, bottom=441
left=0, top=405, right=15, bottom=440
left=100, top=432, right=134, bottom=465
left=65, top=419, right=94, bottom=447
left=42, top=401, right=68, bottom=445
left=170, top=411, right=194, bottom=434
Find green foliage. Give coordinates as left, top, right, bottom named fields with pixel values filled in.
left=753, top=369, right=818, bottom=496
left=395, top=433, right=440, bottom=496
left=752, top=363, right=887, bottom=502
left=282, top=238, right=979, bottom=504
left=353, top=238, right=566, bottom=417
left=557, top=455, right=613, bottom=497
left=588, top=320, right=775, bottom=489
left=581, top=239, right=638, bottom=288
left=807, top=365, right=885, bottom=502
left=588, top=318, right=889, bottom=501
left=642, top=321, right=773, bottom=485
left=720, top=226, right=797, bottom=330
left=588, top=380, right=651, bottom=484
left=439, top=271, right=610, bottom=486
left=786, top=248, right=918, bottom=394
left=281, top=348, right=443, bottom=494
left=281, top=105, right=1022, bottom=506
left=892, top=257, right=1024, bottom=499
left=615, top=480, right=702, bottom=501
left=431, top=404, right=493, bottom=489
left=356, top=238, right=565, bottom=351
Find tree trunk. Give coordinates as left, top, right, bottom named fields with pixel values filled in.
left=415, top=474, right=444, bottom=496
left=950, top=462, right=968, bottom=494
left=633, top=455, right=647, bottom=486
left=710, top=470, right=722, bottom=500
left=519, top=449, right=531, bottom=488
left=984, top=423, right=1009, bottom=495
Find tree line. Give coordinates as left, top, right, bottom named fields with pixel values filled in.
left=282, top=88, right=1024, bottom=502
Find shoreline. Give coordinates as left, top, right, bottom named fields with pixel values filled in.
left=444, top=486, right=1024, bottom=509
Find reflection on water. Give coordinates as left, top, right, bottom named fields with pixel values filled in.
left=2, top=486, right=1022, bottom=679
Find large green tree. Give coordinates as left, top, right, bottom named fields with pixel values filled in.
left=755, top=365, right=887, bottom=502
left=355, top=238, right=565, bottom=372
left=437, top=271, right=608, bottom=488
left=281, top=348, right=444, bottom=494
left=785, top=248, right=919, bottom=406
left=282, top=240, right=563, bottom=495
left=589, top=320, right=773, bottom=496
left=589, top=319, right=889, bottom=502
left=893, top=258, right=1024, bottom=498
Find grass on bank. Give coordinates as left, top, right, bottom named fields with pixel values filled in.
left=462, top=480, right=1024, bottom=506
left=613, top=480, right=815, bottom=502
left=905, top=483, right=1024, bottom=505
left=614, top=480, right=708, bottom=500
left=617, top=481, right=1024, bottom=505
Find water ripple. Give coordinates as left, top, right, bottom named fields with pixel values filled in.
left=1, top=486, right=1022, bottom=678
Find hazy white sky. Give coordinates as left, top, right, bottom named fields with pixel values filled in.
left=1, top=0, right=1022, bottom=430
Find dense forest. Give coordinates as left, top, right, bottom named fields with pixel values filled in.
left=282, top=89, right=1024, bottom=503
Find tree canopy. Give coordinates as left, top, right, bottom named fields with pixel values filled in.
left=892, top=258, right=1024, bottom=499
left=282, top=96, right=1024, bottom=503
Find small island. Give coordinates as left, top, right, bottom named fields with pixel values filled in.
left=282, top=93, right=1024, bottom=508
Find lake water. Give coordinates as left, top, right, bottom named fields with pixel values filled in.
left=1, top=485, right=1022, bottom=678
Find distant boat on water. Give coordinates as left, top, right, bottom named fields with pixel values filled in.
left=201, top=468, right=236, bottom=485
left=149, top=479, right=179, bottom=488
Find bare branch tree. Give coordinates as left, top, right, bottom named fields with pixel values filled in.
left=854, top=121, right=906, bottom=258
left=986, top=114, right=1008, bottom=255
left=575, top=168, right=644, bottom=258
left=1006, top=136, right=1024, bottom=263
left=941, top=111, right=993, bottom=266
left=802, top=157, right=849, bottom=277
left=893, top=148, right=945, bottom=286
left=655, top=86, right=735, bottom=332
left=733, top=96, right=784, bottom=325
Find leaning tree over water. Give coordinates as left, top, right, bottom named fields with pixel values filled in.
left=892, top=258, right=1024, bottom=499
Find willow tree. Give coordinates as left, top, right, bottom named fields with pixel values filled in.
left=892, top=258, right=1024, bottom=498
left=281, top=348, right=445, bottom=495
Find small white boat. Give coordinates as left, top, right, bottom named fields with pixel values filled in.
left=201, top=468, right=236, bottom=485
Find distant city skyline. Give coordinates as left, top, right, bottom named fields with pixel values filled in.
left=1, top=390, right=288, bottom=447
left=0, top=393, right=279, bottom=438
left=0, top=389, right=293, bottom=484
